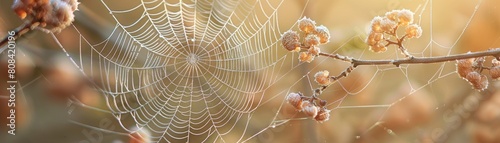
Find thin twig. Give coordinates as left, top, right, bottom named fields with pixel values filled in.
left=0, top=21, right=38, bottom=49
left=318, top=48, right=500, bottom=67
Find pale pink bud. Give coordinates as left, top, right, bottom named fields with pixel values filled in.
left=286, top=92, right=304, bottom=110
left=398, top=9, right=414, bottom=26
left=314, top=25, right=330, bottom=44
left=302, top=101, right=318, bottom=117
left=314, top=70, right=331, bottom=86
left=298, top=17, right=316, bottom=34
left=281, top=30, right=301, bottom=52
left=405, top=24, right=423, bottom=38
left=314, top=107, right=331, bottom=122
left=466, top=72, right=488, bottom=91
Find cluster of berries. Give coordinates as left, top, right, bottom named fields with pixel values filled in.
left=456, top=57, right=500, bottom=90
left=366, top=9, right=422, bottom=53
left=286, top=92, right=331, bottom=122
left=12, top=0, right=79, bottom=32
left=281, top=17, right=331, bottom=63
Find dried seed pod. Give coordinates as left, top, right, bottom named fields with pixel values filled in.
left=308, top=46, right=320, bottom=56
left=369, top=43, right=387, bottom=53
left=314, top=70, right=331, bottom=86
left=405, top=24, right=423, bottom=38
left=319, top=100, right=327, bottom=107
left=286, top=92, right=304, bottom=110
left=380, top=18, right=397, bottom=33
left=298, top=17, right=316, bottom=33
left=385, top=10, right=400, bottom=21
left=490, top=67, right=500, bottom=80
left=299, top=52, right=314, bottom=63
left=11, top=0, right=79, bottom=32
left=302, top=101, right=318, bottom=117
left=492, top=58, right=500, bottom=67
left=281, top=30, right=301, bottom=52
left=456, top=58, right=475, bottom=79
left=466, top=72, right=488, bottom=91
left=366, top=32, right=376, bottom=46
left=370, top=16, right=384, bottom=33
left=314, top=25, right=330, bottom=44
left=398, top=9, right=414, bottom=26
left=314, top=107, right=331, bottom=122
left=305, top=34, right=320, bottom=47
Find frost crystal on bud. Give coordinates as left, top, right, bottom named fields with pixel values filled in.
left=308, top=46, right=320, bottom=56
left=492, top=59, right=500, bottom=67
left=369, top=43, right=387, bottom=53
left=314, top=25, right=330, bottom=44
left=456, top=58, right=475, bottom=79
left=286, top=92, right=304, bottom=110
left=314, top=70, right=331, bottom=86
left=370, top=16, right=384, bottom=33
left=11, top=0, right=80, bottom=32
left=298, top=17, right=316, bottom=34
left=314, top=107, right=331, bottom=122
left=305, top=34, right=320, bottom=47
left=380, top=18, right=397, bottom=32
left=405, top=24, right=423, bottom=38
left=302, top=101, right=318, bottom=117
left=490, top=67, right=500, bottom=80
left=466, top=72, right=488, bottom=91
left=373, top=32, right=384, bottom=41
left=299, top=52, right=314, bottom=63
left=398, top=9, right=414, bottom=26
left=491, top=59, right=500, bottom=80
left=281, top=30, right=301, bottom=52
left=385, top=10, right=400, bottom=21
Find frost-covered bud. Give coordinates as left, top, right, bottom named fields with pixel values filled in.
left=308, top=46, right=320, bottom=56
left=380, top=18, right=397, bottom=32
left=405, top=24, right=422, bottom=38
left=456, top=58, right=475, bottom=79
left=63, top=0, right=80, bottom=11
left=305, top=34, right=320, bottom=47
left=299, top=52, right=314, bottom=63
left=466, top=72, right=488, bottom=91
left=314, top=70, right=331, bottom=86
left=314, top=107, right=331, bottom=123
left=373, top=32, right=384, bottom=41
left=398, top=9, right=414, bottom=26
left=369, top=43, right=387, bottom=53
left=319, top=100, right=327, bottom=107
left=281, top=30, right=301, bottom=52
left=365, top=32, right=376, bottom=46
left=385, top=10, right=400, bottom=21
left=298, top=17, right=316, bottom=33
left=286, top=92, right=304, bottom=110
left=490, top=67, right=500, bottom=80
left=492, top=59, right=500, bottom=67
left=11, top=0, right=79, bottom=32
left=302, top=101, right=318, bottom=117
left=370, top=16, right=384, bottom=33
left=314, top=25, right=330, bottom=44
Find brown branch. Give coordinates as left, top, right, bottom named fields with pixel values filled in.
left=319, top=48, right=500, bottom=67
left=0, top=21, right=38, bottom=49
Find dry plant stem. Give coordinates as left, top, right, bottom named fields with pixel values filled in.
left=314, top=49, right=500, bottom=96
left=319, top=48, right=500, bottom=67
left=313, top=66, right=355, bottom=97
left=0, top=21, right=38, bottom=49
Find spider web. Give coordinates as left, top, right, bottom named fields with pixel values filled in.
left=2, top=0, right=499, bottom=142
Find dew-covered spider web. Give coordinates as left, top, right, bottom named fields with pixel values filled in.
left=2, top=0, right=500, bottom=142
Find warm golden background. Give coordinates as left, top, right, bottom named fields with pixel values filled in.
left=1, top=0, right=500, bottom=143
